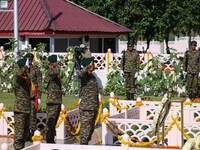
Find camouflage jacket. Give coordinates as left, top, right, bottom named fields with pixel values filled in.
left=14, top=66, right=31, bottom=114
left=183, top=50, right=200, bottom=74
left=45, top=62, right=62, bottom=104
left=28, top=65, right=42, bottom=99
left=78, top=65, right=99, bottom=111
left=120, top=50, right=140, bottom=73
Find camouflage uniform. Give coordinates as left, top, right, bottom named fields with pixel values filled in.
left=28, top=65, right=42, bottom=131
left=78, top=65, right=99, bottom=145
left=45, top=61, right=62, bottom=143
left=183, top=49, right=200, bottom=99
left=14, top=65, right=30, bottom=150
left=120, top=49, right=140, bottom=99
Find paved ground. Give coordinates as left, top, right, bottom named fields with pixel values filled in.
left=0, top=125, right=102, bottom=150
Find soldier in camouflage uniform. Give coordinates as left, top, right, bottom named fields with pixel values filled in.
left=78, top=57, right=99, bottom=145
left=14, top=59, right=31, bottom=150
left=45, top=55, right=62, bottom=143
left=120, top=42, right=140, bottom=100
left=183, top=41, right=200, bottom=100
left=24, top=53, right=42, bottom=141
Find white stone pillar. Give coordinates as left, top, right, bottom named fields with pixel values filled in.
left=56, top=104, right=66, bottom=140
left=102, top=108, right=113, bottom=145
left=121, top=134, right=130, bottom=150
left=0, top=103, right=4, bottom=135
left=109, top=92, right=115, bottom=116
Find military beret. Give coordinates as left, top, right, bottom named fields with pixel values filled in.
left=24, top=53, right=34, bottom=59
left=81, top=57, right=94, bottom=67
left=127, top=41, right=134, bottom=45
left=17, top=59, right=26, bottom=67
left=190, top=41, right=197, bottom=45
left=48, top=55, right=57, bottom=63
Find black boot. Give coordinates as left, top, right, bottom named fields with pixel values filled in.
left=29, top=130, right=35, bottom=142
left=130, top=93, right=134, bottom=100
left=126, top=93, right=130, bottom=100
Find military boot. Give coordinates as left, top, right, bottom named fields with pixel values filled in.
left=126, top=93, right=130, bottom=100
left=130, top=93, right=134, bottom=100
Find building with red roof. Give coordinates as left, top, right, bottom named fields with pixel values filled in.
left=0, top=0, right=131, bottom=53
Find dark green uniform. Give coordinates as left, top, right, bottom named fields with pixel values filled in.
left=183, top=49, right=200, bottom=99
left=14, top=65, right=30, bottom=150
left=45, top=61, right=62, bottom=143
left=29, top=65, right=42, bottom=131
left=120, top=49, right=140, bottom=99
left=78, top=64, right=99, bottom=145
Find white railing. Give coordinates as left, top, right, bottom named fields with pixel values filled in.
left=104, top=98, right=200, bottom=147
left=0, top=109, right=80, bottom=140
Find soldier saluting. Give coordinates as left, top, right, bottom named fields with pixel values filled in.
left=78, top=57, right=99, bottom=145
left=45, top=55, right=62, bottom=143
left=183, top=41, right=200, bottom=100
left=14, top=59, right=31, bottom=150
left=24, top=53, right=42, bottom=142
left=120, top=42, right=140, bottom=100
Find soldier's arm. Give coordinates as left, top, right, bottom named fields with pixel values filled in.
left=78, top=65, right=91, bottom=79
left=16, top=65, right=28, bottom=77
left=37, top=69, right=42, bottom=99
left=47, top=61, right=61, bottom=77
left=120, top=52, right=124, bottom=70
left=136, top=52, right=140, bottom=71
left=182, top=52, right=186, bottom=71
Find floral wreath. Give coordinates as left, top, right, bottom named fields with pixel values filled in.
left=151, top=94, right=171, bottom=135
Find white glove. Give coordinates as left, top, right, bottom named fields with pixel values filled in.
left=38, top=99, right=41, bottom=104
left=57, top=55, right=60, bottom=61
left=134, top=72, right=139, bottom=78
left=182, top=71, right=187, bottom=76
left=120, top=70, right=124, bottom=76
left=26, top=59, right=30, bottom=68
left=199, top=73, right=200, bottom=77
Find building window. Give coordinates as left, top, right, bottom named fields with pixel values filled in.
left=69, top=38, right=81, bottom=47
left=90, top=38, right=102, bottom=53
left=54, top=38, right=68, bottom=52
left=0, top=1, right=8, bottom=8
left=29, top=38, right=50, bottom=52
left=0, top=38, right=12, bottom=50
left=104, top=38, right=116, bottom=53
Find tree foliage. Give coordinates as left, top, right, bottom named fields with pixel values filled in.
left=71, top=0, right=200, bottom=51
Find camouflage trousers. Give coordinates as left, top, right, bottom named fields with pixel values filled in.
left=79, top=109, right=98, bottom=145
left=124, top=72, right=136, bottom=93
left=187, top=74, right=199, bottom=95
left=46, top=104, right=61, bottom=143
left=29, top=98, right=37, bottom=130
left=14, top=112, right=30, bottom=150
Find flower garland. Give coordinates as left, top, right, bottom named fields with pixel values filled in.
left=171, top=116, right=190, bottom=140
left=151, top=96, right=171, bottom=135
left=184, top=102, right=192, bottom=105
left=32, top=135, right=43, bottom=142
left=56, top=101, right=102, bottom=136
left=135, top=101, right=144, bottom=107
left=102, top=112, right=184, bottom=147
left=108, top=97, right=129, bottom=111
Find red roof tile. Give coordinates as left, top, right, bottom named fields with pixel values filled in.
left=0, top=0, right=131, bottom=35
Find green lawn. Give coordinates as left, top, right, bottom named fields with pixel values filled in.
left=0, top=92, right=185, bottom=112
left=0, top=93, right=115, bottom=112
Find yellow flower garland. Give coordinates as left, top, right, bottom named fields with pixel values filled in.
left=102, top=112, right=190, bottom=147
left=184, top=102, right=192, bottom=105
left=0, top=106, right=15, bottom=129
left=56, top=102, right=102, bottom=136
left=135, top=101, right=144, bottom=107
left=108, top=97, right=129, bottom=111
left=32, top=135, right=43, bottom=141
